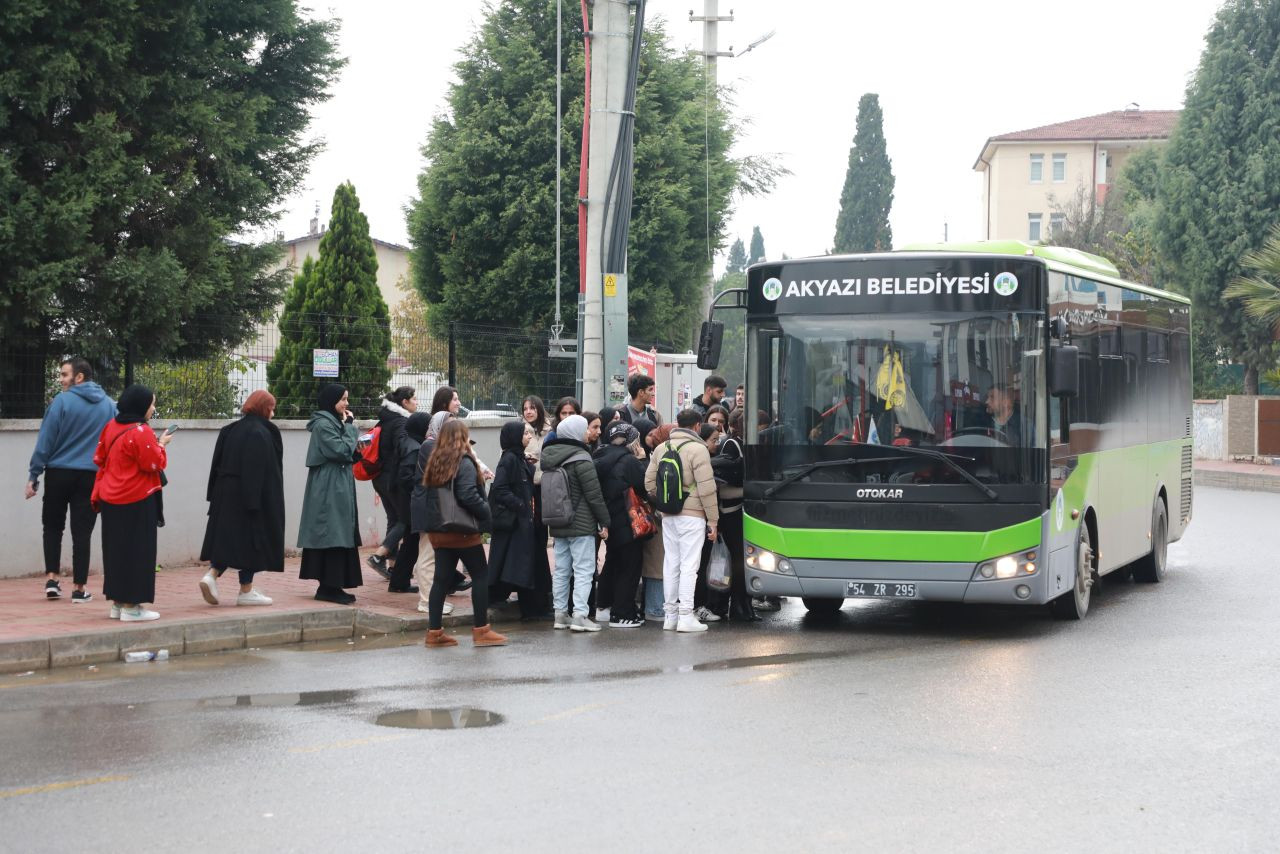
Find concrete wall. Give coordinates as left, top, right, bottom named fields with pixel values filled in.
left=1193, top=400, right=1224, bottom=460
left=1, top=416, right=509, bottom=580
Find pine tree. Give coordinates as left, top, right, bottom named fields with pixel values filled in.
left=1156, top=0, right=1280, bottom=393
left=0, top=0, right=342, bottom=415
left=268, top=183, right=391, bottom=416
left=725, top=238, right=747, bottom=274
left=833, top=93, right=895, bottom=253
left=748, top=227, right=766, bottom=265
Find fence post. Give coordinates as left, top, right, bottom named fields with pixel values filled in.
left=448, top=322, right=457, bottom=387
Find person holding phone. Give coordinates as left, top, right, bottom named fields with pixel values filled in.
left=297, top=384, right=363, bottom=604
left=91, top=385, right=170, bottom=622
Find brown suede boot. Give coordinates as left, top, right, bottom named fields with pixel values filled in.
left=425, top=629, right=457, bottom=647
left=471, top=625, right=507, bottom=647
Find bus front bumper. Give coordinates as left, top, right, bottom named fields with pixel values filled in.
left=744, top=554, right=1049, bottom=606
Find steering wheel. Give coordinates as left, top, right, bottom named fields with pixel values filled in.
left=949, top=426, right=1009, bottom=442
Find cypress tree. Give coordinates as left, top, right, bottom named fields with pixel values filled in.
left=1156, top=0, right=1280, bottom=393
left=268, top=182, right=391, bottom=415
left=726, top=238, right=747, bottom=274
left=748, top=227, right=766, bottom=265
left=833, top=93, right=895, bottom=253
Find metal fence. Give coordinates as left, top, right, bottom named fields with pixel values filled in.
left=0, top=315, right=578, bottom=420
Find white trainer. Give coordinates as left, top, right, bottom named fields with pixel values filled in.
left=199, top=570, right=219, bottom=605
left=663, top=613, right=679, bottom=631
left=120, top=606, right=160, bottom=622
left=693, top=606, right=721, bottom=623
left=553, top=610, right=572, bottom=630
left=594, top=607, right=611, bottom=623
left=236, top=590, right=273, bottom=606
left=569, top=614, right=602, bottom=633
left=417, top=601, right=453, bottom=615
left=109, top=603, right=121, bottom=620
left=676, top=612, right=708, bottom=633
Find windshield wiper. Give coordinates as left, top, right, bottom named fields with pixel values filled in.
left=875, top=444, right=998, bottom=501
left=764, top=457, right=903, bottom=498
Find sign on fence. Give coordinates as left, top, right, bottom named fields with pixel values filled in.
left=312, top=349, right=339, bottom=378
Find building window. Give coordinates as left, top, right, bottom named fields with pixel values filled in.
left=1050, top=212, right=1066, bottom=236
left=1030, top=153, right=1044, bottom=183
left=1028, top=213, right=1043, bottom=242
left=1052, top=153, right=1066, bottom=182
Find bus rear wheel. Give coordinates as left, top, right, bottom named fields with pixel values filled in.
left=1132, top=499, right=1168, bottom=584
left=1051, top=523, right=1094, bottom=620
left=802, top=597, right=845, bottom=615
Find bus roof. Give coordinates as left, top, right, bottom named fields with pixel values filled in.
left=761, top=240, right=1191, bottom=306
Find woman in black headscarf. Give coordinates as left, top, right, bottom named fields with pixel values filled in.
left=487, top=420, right=537, bottom=615
left=91, top=384, right=171, bottom=621
left=297, top=383, right=363, bottom=604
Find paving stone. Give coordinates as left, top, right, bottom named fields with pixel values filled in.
left=0, top=639, right=50, bottom=673
left=183, top=619, right=247, bottom=654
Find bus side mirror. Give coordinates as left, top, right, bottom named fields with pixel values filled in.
left=1051, top=345, right=1079, bottom=398
left=696, top=321, right=724, bottom=370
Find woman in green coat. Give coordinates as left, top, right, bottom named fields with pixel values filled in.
left=298, top=384, right=363, bottom=604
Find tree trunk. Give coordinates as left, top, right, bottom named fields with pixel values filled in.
left=1245, top=365, right=1260, bottom=395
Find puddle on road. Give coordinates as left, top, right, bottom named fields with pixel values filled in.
left=375, top=708, right=504, bottom=729
left=198, top=689, right=359, bottom=708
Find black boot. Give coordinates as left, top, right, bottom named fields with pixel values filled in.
left=729, top=591, right=760, bottom=622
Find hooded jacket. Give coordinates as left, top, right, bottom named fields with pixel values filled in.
left=374, top=398, right=412, bottom=486
left=28, top=381, right=117, bottom=481
left=593, top=442, right=647, bottom=543
left=540, top=438, right=610, bottom=538
left=297, top=410, right=360, bottom=549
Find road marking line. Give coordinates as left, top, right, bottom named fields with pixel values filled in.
left=0, top=775, right=129, bottom=800
left=528, top=702, right=613, bottom=726
left=289, top=734, right=410, bottom=754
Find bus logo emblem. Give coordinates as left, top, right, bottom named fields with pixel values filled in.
left=993, top=272, right=1019, bottom=296
left=762, top=277, right=783, bottom=301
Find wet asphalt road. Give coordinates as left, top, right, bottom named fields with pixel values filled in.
left=1, top=486, right=1277, bottom=853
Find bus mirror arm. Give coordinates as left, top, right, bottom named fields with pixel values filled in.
left=698, top=287, right=748, bottom=370
left=1051, top=345, right=1080, bottom=399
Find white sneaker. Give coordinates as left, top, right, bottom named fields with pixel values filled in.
left=554, top=610, right=571, bottom=629
left=120, top=606, right=160, bottom=622
left=199, top=570, right=219, bottom=605
left=236, top=590, right=272, bottom=606
left=417, top=601, right=453, bottom=615
left=109, top=603, right=121, bottom=620
left=594, top=607, right=611, bottom=623
left=694, top=606, right=721, bottom=623
left=676, top=612, right=708, bottom=633
left=663, top=613, right=679, bottom=631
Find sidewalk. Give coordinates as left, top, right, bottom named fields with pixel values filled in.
left=1194, top=459, right=1280, bottom=493
left=0, top=551, right=517, bottom=674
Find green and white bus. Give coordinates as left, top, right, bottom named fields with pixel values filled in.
left=700, top=242, right=1192, bottom=619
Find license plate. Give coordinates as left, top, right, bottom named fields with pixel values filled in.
left=845, top=581, right=916, bottom=599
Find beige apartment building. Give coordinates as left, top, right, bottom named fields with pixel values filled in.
left=973, top=107, right=1179, bottom=241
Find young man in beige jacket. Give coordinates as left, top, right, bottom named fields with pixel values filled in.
left=644, top=409, right=719, bottom=632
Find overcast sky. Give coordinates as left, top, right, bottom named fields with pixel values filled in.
left=279, top=0, right=1224, bottom=270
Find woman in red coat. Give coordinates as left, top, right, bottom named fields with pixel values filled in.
left=91, top=385, right=170, bottom=622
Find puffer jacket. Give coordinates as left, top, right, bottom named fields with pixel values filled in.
left=540, top=438, right=610, bottom=538
left=644, top=427, right=719, bottom=523
left=593, top=443, right=647, bottom=544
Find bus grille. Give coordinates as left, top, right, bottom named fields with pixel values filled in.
left=1186, top=416, right=1192, bottom=438
left=1181, top=477, right=1193, bottom=524
left=1181, top=445, right=1193, bottom=475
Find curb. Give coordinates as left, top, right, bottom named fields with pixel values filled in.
left=1195, top=469, right=1280, bottom=493
left=0, top=606, right=516, bottom=674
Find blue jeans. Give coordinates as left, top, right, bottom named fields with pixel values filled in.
left=553, top=536, right=596, bottom=615
left=643, top=577, right=665, bottom=617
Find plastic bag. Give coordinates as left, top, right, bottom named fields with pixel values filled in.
left=707, top=537, right=731, bottom=591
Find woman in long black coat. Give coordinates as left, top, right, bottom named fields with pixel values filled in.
left=487, top=420, right=537, bottom=616
left=198, top=390, right=285, bottom=606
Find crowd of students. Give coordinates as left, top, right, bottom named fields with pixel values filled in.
left=26, top=357, right=771, bottom=640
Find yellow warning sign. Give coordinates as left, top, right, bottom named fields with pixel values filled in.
left=604, top=274, right=617, bottom=297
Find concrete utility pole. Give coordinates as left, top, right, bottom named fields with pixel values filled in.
left=581, top=0, right=631, bottom=410
left=690, top=2, right=734, bottom=321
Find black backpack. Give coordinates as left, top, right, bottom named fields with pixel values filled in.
left=652, top=440, right=694, bottom=514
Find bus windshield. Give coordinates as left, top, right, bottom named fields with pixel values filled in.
left=747, top=311, right=1047, bottom=487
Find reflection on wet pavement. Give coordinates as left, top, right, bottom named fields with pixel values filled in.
left=375, top=708, right=504, bottom=729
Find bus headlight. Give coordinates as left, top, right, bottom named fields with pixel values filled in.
left=745, top=543, right=793, bottom=575
left=974, top=550, right=1038, bottom=581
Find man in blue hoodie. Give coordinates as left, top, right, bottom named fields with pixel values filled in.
left=26, top=358, right=116, bottom=601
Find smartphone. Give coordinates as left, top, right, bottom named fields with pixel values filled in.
left=163, top=424, right=180, bottom=437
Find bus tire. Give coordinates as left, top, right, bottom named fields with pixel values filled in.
left=802, top=597, right=845, bottom=615
left=1131, top=499, right=1168, bottom=584
left=1051, top=523, right=1094, bottom=620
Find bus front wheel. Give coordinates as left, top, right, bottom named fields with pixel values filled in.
left=1051, top=523, right=1095, bottom=620
left=1132, top=499, right=1168, bottom=583
left=802, top=597, right=845, bottom=615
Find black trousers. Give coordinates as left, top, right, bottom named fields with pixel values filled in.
left=373, top=477, right=403, bottom=556
left=720, top=509, right=750, bottom=613
left=388, top=491, right=416, bottom=588
left=603, top=538, right=644, bottom=621
left=430, top=545, right=489, bottom=630
left=42, top=468, right=97, bottom=584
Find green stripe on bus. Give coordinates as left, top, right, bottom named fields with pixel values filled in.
left=742, top=515, right=1042, bottom=563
